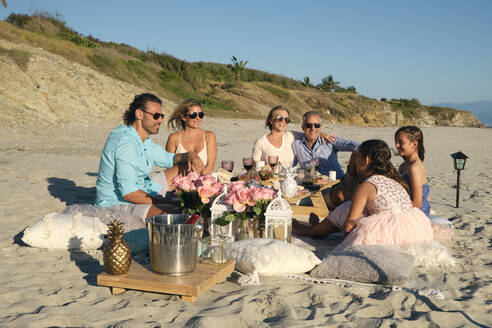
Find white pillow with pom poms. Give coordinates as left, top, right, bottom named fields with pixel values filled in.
left=22, top=212, right=108, bottom=250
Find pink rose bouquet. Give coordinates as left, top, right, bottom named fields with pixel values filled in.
left=171, top=172, right=223, bottom=215
left=215, top=182, right=276, bottom=226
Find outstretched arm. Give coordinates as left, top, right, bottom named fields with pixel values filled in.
left=291, top=130, right=336, bottom=143
left=333, top=137, right=360, bottom=152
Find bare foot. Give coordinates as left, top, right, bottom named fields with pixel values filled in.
left=309, top=212, right=320, bottom=226
left=292, top=218, right=313, bottom=236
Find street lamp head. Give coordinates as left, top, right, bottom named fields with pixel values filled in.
left=451, top=151, right=469, bottom=170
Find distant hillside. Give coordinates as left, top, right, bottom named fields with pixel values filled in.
left=432, top=101, right=492, bottom=127
left=0, top=12, right=482, bottom=127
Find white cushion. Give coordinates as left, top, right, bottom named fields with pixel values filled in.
left=22, top=213, right=108, bottom=250
left=232, top=239, right=320, bottom=277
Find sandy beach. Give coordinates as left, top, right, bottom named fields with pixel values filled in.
left=0, top=118, right=491, bottom=327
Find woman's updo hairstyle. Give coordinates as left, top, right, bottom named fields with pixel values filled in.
left=358, top=139, right=410, bottom=195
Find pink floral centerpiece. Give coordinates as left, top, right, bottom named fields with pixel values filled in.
left=215, top=180, right=276, bottom=228
left=170, top=172, right=223, bottom=215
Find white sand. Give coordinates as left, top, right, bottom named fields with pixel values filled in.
left=1, top=119, right=491, bottom=327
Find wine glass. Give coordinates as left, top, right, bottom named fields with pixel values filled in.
left=221, top=160, right=234, bottom=173
left=267, top=155, right=278, bottom=170
left=242, top=157, right=254, bottom=172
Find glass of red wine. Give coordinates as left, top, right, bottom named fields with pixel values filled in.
left=221, top=160, right=234, bottom=173
left=267, top=155, right=278, bottom=170
left=242, top=157, right=254, bottom=172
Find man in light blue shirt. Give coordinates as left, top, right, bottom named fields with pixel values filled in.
left=292, top=111, right=359, bottom=209
left=95, top=93, right=203, bottom=221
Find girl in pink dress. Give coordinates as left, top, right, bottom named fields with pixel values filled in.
left=338, top=139, right=433, bottom=248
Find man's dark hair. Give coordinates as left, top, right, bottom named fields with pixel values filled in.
left=123, top=93, right=162, bottom=126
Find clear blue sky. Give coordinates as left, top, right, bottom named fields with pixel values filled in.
left=2, top=0, right=491, bottom=105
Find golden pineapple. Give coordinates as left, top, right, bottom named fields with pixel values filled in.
left=103, top=220, right=132, bottom=275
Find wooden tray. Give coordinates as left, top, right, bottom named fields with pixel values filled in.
left=97, top=260, right=235, bottom=302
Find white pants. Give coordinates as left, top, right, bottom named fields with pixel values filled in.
left=125, top=171, right=169, bottom=223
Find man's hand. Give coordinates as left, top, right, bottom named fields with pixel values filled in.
left=320, top=132, right=336, bottom=144
left=173, top=152, right=204, bottom=173
left=187, top=151, right=204, bottom=173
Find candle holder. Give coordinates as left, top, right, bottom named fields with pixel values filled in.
left=264, top=190, right=293, bottom=243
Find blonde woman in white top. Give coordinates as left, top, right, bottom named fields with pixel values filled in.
left=253, top=106, right=335, bottom=168
left=166, top=99, right=217, bottom=177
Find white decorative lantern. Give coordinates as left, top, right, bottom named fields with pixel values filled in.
left=209, top=185, right=235, bottom=239
left=264, top=190, right=293, bottom=243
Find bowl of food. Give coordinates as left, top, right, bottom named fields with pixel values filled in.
left=259, top=169, right=272, bottom=181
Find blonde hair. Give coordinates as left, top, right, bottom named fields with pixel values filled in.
left=167, top=99, right=202, bottom=131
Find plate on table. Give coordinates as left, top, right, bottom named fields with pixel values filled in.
left=302, top=183, right=321, bottom=192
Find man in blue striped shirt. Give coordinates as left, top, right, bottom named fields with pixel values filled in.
left=292, top=111, right=359, bottom=209
left=292, top=111, right=359, bottom=178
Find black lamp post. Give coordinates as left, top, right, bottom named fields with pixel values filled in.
left=450, top=151, right=469, bottom=208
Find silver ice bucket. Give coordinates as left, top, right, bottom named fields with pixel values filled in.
left=146, top=214, right=201, bottom=275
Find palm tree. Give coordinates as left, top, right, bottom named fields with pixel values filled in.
left=231, top=56, right=249, bottom=87
left=302, top=76, right=313, bottom=88
left=320, top=75, right=339, bottom=92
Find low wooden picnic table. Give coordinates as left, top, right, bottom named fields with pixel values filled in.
left=262, top=178, right=339, bottom=222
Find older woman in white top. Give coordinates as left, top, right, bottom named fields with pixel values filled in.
left=252, top=105, right=295, bottom=167
left=165, top=99, right=217, bottom=177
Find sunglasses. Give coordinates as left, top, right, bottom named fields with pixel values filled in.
left=273, top=116, right=291, bottom=124
left=141, top=109, right=165, bottom=120
left=305, top=123, right=321, bottom=129
left=186, top=112, right=205, bottom=119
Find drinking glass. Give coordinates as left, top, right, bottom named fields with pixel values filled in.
left=242, top=157, right=254, bottom=172
left=267, top=155, right=278, bottom=170
left=200, top=235, right=232, bottom=265
left=309, top=158, right=320, bottom=170
left=221, top=160, right=234, bottom=173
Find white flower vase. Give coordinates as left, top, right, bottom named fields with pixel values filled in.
left=281, top=173, right=298, bottom=198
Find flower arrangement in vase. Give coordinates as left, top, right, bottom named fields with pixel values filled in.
left=214, top=180, right=276, bottom=239
left=170, top=172, right=223, bottom=218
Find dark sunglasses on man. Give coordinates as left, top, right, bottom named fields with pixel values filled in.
left=141, top=109, right=165, bottom=120
left=185, top=112, right=205, bottom=119
left=305, top=123, right=321, bottom=129
left=273, top=115, right=291, bottom=124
